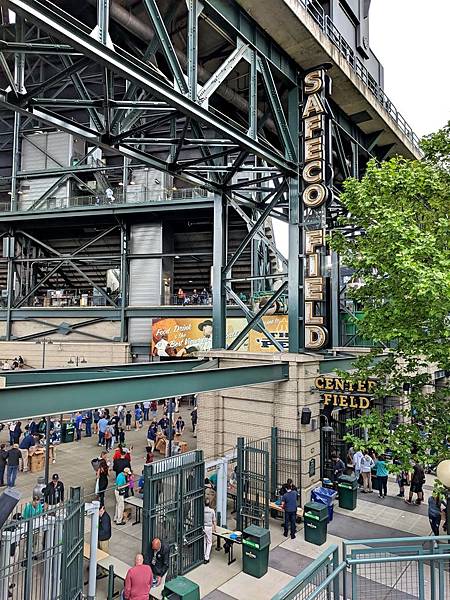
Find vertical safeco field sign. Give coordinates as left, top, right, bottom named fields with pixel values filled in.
left=302, top=68, right=333, bottom=350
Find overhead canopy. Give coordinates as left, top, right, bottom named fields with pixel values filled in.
left=0, top=359, right=289, bottom=421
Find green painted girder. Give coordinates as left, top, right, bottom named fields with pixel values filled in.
left=0, top=362, right=289, bottom=421
left=0, top=358, right=207, bottom=386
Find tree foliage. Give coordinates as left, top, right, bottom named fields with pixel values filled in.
left=330, top=122, right=450, bottom=471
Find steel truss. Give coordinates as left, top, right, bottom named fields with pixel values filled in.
left=0, top=0, right=392, bottom=352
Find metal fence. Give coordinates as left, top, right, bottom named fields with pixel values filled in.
left=236, top=428, right=302, bottom=531
left=271, top=427, right=302, bottom=500
left=236, top=437, right=270, bottom=531
left=142, top=450, right=205, bottom=580
left=272, top=545, right=341, bottom=600
left=272, top=536, right=450, bottom=600
left=0, top=487, right=84, bottom=600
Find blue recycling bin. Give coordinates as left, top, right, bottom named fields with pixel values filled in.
left=311, top=487, right=337, bottom=523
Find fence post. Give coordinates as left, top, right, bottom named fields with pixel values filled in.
left=332, top=546, right=340, bottom=599
left=271, top=427, right=278, bottom=500
left=87, top=500, right=100, bottom=600
left=236, top=437, right=244, bottom=532
left=23, top=518, right=34, bottom=600
left=107, top=565, right=115, bottom=600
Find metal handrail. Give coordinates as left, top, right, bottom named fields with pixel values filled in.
left=0, top=187, right=210, bottom=214
left=297, top=0, right=420, bottom=148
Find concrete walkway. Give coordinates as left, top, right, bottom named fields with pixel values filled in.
left=0, top=415, right=439, bottom=599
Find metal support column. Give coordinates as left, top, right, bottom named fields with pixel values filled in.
left=10, top=18, right=25, bottom=213
left=187, top=0, right=202, bottom=101
left=5, top=233, right=14, bottom=340
left=331, top=251, right=340, bottom=347
left=212, top=194, right=227, bottom=349
left=287, top=83, right=303, bottom=352
left=120, top=223, right=128, bottom=342
left=97, top=0, right=111, bottom=46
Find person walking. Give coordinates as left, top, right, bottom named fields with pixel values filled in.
left=12, top=421, right=22, bottom=445
left=375, top=454, right=389, bottom=499
left=428, top=492, right=444, bottom=536
left=93, top=409, right=100, bottom=434
left=146, top=422, right=158, bottom=452
left=0, top=443, right=7, bottom=486
left=98, top=414, right=109, bottom=446
left=190, top=407, right=198, bottom=434
left=175, top=416, right=185, bottom=435
left=360, top=451, right=374, bottom=493
left=43, top=474, right=65, bottom=507
left=352, top=448, right=363, bottom=486
left=143, top=401, right=150, bottom=422
left=150, top=400, right=158, bottom=420
left=6, top=444, right=22, bottom=487
left=98, top=506, right=112, bottom=553
left=96, top=458, right=109, bottom=507
left=74, top=412, right=83, bottom=442
left=146, top=538, right=170, bottom=588
left=203, top=499, right=217, bottom=564
left=19, top=433, right=37, bottom=472
left=406, top=462, right=425, bottom=505
left=113, top=448, right=131, bottom=479
left=125, top=410, right=132, bottom=431
left=85, top=410, right=93, bottom=437
left=134, top=405, right=143, bottom=430
left=105, top=424, right=114, bottom=452
left=114, top=467, right=130, bottom=525
left=281, top=483, right=298, bottom=539
left=123, top=554, right=153, bottom=600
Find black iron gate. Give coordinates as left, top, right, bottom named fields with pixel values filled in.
left=142, top=450, right=205, bottom=580
left=271, top=427, right=302, bottom=501
left=236, top=437, right=270, bottom=531
left=236, top=428, right=302, bottom=530
left=0, top=487, right=84, bottom=600
left=320, top=409, right=361, bottom=480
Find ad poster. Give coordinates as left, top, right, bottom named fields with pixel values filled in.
left=151, top=316, right=288, bottom=357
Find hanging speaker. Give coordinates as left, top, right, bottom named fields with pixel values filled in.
left=300, top=407, right=312, bottom=425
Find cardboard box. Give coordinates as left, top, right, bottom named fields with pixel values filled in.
left=30, top=452, right=45, bottom=473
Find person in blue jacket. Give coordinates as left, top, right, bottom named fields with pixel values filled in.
left=281, top=484, right=298, bottom=539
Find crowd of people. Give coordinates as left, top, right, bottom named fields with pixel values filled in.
left=330, top=447, right=448, bottom=536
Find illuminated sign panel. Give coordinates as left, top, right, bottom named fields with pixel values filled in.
left=302, top=69, right=333, bottom=350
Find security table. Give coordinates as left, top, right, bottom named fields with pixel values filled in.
left=124, top=496, right=143, bottom=525
left=213, top=526, right=242, bottom=565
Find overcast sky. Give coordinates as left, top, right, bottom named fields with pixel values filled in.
left=274, top=1, right=449, bottom=257
left=370, top=0, right=450, bottom=136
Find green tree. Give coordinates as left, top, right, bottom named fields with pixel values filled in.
left=331, top=122, right=450, bottom=471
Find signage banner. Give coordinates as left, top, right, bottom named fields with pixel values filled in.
left=151, top=316, right=289, bottom=357
left=302, top=68, right=333, bottom=350
left=315, top=376, right=376, bottom=410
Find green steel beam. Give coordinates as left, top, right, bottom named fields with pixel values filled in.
left=142, top=0, right=189, bottom=95
left=1, top=358, right=207, bottom=386
left=5, top=0, right=295, bottom=175
left=0, top=363, right=289, bottom=421
left=203, top=0, right=297, bottom=83
left=258, top=56, right=296, bottom=161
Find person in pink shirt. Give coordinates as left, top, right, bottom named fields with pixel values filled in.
left=123, top=554, right=153, bottom=600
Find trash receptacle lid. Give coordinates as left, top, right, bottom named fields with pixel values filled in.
left=243, top=525, right=271, bottom=547
left=338, top=474, right=358, bottom=488
left=163, top=576, right=200, bottom=594
left=304, top=501, right=329, bottom=520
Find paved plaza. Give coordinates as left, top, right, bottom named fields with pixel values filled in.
left=0, top=401, right=438, bottom=600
